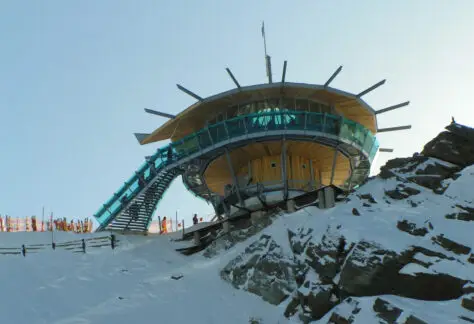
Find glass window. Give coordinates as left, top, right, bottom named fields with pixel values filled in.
left=295, top=99, right=308, bottom=111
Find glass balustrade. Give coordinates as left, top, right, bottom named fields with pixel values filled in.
left=95, top=110, right=379, bottom=226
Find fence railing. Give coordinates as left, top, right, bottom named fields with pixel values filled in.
left=94, top=110, right=379, bottom=227
left=0, top=234, right=118, bottom=257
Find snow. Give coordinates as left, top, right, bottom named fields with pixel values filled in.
left=1, top=159, right=473, bottom=323
left=399, top=263, right=435, bottom=276
left=0, top=232, right=289, bottom=324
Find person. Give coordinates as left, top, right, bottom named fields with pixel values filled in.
left=193, top=214, right=198, bottom=225
left=161, top=216, right=167, bottom=234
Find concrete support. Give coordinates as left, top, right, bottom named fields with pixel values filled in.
left=193, top=231, right=201, bottom=245
left=324, top=186, right=335, bottom=208
left=318, top=190, right=325, bottom=209
left=250, top=210, right=265, bottom=225
left=225, top=148, right=244, bottom=207
left=222, top=220, right=230, bottom=233
left=286, top=199, right=296, bottom=213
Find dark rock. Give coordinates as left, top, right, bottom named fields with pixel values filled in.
left=288, top=228, right=313, bottom=255
left=385, top=186, right=420, bottom=200
left=408, top=200, right=418, bottom=207
left=328, top=313, right=352, bottom=324
left=171, top=274, right=183, bottom=280
left=221, top=234, right=297, bottom=305
left=462, top=296, right=474, bottom=311
left=351, top=208, right=360, bottom=216
left=359, top=193, right=377, bottom=204
left=204, top=211, right=275, bottom=258
left=339, top=241, right=468, bottom=301
left=301, top=282, right=338, bottom=320
left=431, top=234, right=471, bottom=255
left=385, top=189, right=409, bottom=200
left=404, top=315, right=428, bottom=324
left=362, top=203, right=371, bottom=207
left=397, top=220, right=429, bottom=237
left=372, top=298, right=403, bottom=323
left=304, top=227, right=348, bottom=282
left=469, top=254, right=474, bottom=264
left=459, top=315, right=474, bottom=323
left=326, top=297, right=361, bottom=324
left=446, top=205, right=474, bottom=222
left=422, top=129, right=474, bottom=167
left=445, top=212, right=474, bottom=222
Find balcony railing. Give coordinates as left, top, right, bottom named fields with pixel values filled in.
left=94, top=110, right=379, bottom=226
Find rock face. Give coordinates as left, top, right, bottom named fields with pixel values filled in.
left=422, top=123, right=474, bottom=167
left=220, top=234, right=297, bottom=305
left=218, top=122, right=474, bottom=323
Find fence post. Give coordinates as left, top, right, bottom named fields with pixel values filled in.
left=182, top=219, right=185, bottom=239
left=82, top=239, right=86, bottom=253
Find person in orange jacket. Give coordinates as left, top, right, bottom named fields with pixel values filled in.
left=161, top=216, right=167, bottom=234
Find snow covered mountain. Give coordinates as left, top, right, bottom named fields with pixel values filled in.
left=1, top=122, right=473, bottom=324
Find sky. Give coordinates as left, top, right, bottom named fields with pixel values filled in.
left=1, top=0, right=473, bottom=228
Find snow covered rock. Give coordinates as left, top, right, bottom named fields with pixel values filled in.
left=217, top=122, right=474, bottom=322
left=422, top=122, right=474, bottom=167
left=220, top=234, right=297, bottom=305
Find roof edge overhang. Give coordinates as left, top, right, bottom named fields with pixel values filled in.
left=139, top=82, right=378, bottom=145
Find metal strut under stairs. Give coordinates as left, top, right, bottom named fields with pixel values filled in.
left=105, top=168, right=182, bottom=232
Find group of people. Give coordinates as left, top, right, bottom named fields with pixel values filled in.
left=0, top=215, right=94, bottom=233
left=158, top=213, right=201, bottom=234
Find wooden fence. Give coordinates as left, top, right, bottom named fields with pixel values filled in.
left=0, top=234, right=119, bottom=257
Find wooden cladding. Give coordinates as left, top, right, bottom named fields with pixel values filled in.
left=204, top=141, right=351, bottom=195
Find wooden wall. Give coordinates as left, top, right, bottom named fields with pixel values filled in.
left=203, top=141, right=351, bottom=196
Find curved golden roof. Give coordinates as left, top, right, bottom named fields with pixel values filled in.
left=140, top=82, right=378, bottom=145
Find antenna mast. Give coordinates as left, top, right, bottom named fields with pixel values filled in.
left=261, top=21, right=273, bottom=84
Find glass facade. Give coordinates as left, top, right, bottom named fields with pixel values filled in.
left=207, top=98, right=333, bottom=125
left=95, top=110, right=379, bottom=227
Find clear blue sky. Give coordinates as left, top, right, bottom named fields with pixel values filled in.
left=1, top=1, right=473, bottom=227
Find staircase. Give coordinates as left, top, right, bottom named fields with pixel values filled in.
left=94, top=145, right=184, bottom=232
left=102, top=168, right=182, bottom=232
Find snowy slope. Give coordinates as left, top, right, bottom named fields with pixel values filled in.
left=0, top=232, right=290, bottom=324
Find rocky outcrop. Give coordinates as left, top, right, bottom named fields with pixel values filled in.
left=220, top=234, right=297, bottom=305
left=397, top=220, right=429, bottom=237
left=218, top=122, right=474, bottom=322
left=422, top=123, right=474, bottom=167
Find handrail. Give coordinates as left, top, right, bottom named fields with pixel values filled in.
left=94, top=110, right=379, bottom=226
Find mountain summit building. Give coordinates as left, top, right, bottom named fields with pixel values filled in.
left=93, top=28, right=411, bottom=232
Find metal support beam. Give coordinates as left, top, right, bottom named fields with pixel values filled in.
left=144, top=108, right=176, bottom=119
left=377, top=125, right=412, bottom=133
left=134, top=133, right=150, bottom=144
left=309, top=160, right=315, bottom=190
left=176, top=84, right=204, bottom=101
left=226, top=68, right=241, bottom=89
left=357, top=79, right=386, bottom=97
left=281, top=138, right=288, bottom=200
left=324, top=65, right=343, bottom=88
left=375, top=101, right=410, bottom=115
left=281, top=61, right=287, bottom=84
left=379, top=148, right=394, bottom=153
left=329, top=146, right=339, bottom=185
left=225, top=148, right=244, bottom=207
